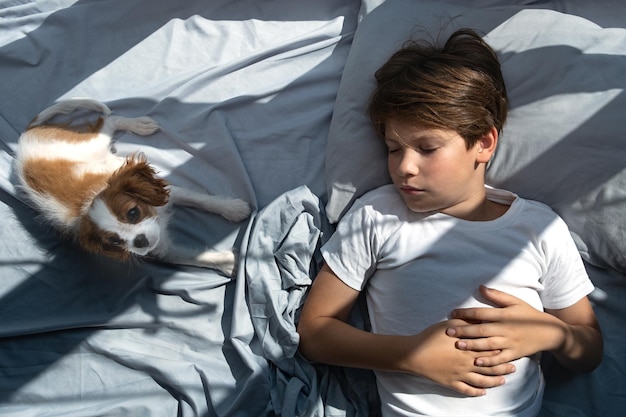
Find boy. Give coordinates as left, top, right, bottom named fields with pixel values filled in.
left=297, top=29, right=602, bottom=416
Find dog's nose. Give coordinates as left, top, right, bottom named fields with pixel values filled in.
left=134, top=234, right=150, bottom=248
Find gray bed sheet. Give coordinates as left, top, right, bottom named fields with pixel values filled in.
left=1, top=1, right=625, bottom=417
left=0, top=1, right=363, bottom=415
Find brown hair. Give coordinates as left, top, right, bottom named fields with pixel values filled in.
left=368, top=28, right=508, bottom=149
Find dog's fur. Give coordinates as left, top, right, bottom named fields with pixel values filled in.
left=14, top=99, right=251, bottom=276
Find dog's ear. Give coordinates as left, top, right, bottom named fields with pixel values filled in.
left=77, top=216, right=130, bottom=261
left=107, top=153, right=170, bottom=207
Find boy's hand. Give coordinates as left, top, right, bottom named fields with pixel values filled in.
left=445, top=286, right=564, bottom=366
left=407, top=318, right=516, bottom=396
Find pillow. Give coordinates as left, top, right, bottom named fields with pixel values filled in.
left=325, top=0, right=626, bottom=273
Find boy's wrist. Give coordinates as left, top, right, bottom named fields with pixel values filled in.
left=548, top=321, right=597, bottom=371
left=383, top=335, right=416, bottom=374
left=547, top=320, right=570, bottom=356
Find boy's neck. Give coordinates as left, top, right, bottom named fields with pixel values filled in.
left=473, top=199, right=510, bottom=221
left=441, top=185, right=510, bottom=222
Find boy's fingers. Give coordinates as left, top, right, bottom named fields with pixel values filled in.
left=446, top=321, right=500, bottom=339
left=463, top=374, right=506, bottom=391
left=450, top=307, right=501, bottom=322
left=473, top=362, right=516, bottom=376
left=454, top=337, right=504, bottom=352
left=479, top=285, right=521, bottom=307
left=475, top=356, right=517, bottom=370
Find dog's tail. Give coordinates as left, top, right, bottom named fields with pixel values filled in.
left=28, top=98, right=111, bottom=128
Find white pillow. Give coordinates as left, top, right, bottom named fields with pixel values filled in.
left=325, top=0, right=626, bottom=272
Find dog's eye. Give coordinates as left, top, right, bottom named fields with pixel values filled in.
left=108, top=236, right=122, bottom=246
left=127, top=207, right=140, bottom=223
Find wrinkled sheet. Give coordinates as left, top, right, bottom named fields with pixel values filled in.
left=0, top=1, right=361, bottom=415
left=1, top=0, right=625, bottom=416
left=242, top=185, right=379, bottom=417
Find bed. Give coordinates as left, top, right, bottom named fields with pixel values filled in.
left=0, top=1, right=624, bottom=416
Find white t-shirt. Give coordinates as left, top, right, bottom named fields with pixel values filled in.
left=322, top=184, right=594, bottom=417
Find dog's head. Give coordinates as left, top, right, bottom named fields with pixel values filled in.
left=78, top=154, right=170, bottom=261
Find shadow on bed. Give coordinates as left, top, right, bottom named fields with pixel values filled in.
left=495, top=46, right=626, bottom=204
left=0, top=0, right=359, bottom=415
left=1, top=0, right=352, bottom=123
left=1, top=0, right=625, bottom=416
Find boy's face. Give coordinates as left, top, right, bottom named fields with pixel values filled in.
left=384, top=119, right=492, bottom=220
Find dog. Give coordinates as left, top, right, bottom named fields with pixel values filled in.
left=14, top=98, right=251, bottom=276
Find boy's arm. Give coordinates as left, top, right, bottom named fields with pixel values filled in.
left=446, top=286, right=603, bottom=372
left=297, top=264, right=515, bottom=397
left=545, top=298, right=603, bottom=372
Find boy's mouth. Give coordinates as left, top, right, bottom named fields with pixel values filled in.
left=399, top=185, right=425, bottom=195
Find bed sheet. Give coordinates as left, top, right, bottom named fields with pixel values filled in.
left=1, top=0, right=625, bottom=416
left=0, top=1, right=362, bottom=416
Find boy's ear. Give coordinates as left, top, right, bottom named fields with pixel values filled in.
left=476, top=127, right=499, bottom=163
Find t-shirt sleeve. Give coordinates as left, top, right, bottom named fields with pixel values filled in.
left=540, top=215, right=595, bottom=310
left=321, top=202, right=379, bottom=291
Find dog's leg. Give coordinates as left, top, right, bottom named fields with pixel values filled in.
left=103, top=115, right=160, bottom=137
left=155, top=242, right=238, bottom=276
left=168, top=186, right=252, bottom=223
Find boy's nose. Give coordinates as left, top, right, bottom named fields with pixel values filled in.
left=397, top=151, right=420, bottom=176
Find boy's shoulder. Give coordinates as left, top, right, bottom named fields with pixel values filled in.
left=487, top=186, right=556, bottom=215
left=488, top=187, right=566, bottom=237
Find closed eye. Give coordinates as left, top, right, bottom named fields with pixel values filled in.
left=419, top=147, right=438, bottom=154
left=385, top=139, right=401, bottom=154
left=108, top=235, right=123, bottom=246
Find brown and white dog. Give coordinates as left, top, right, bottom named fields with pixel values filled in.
left=14, top=99, right=251, bottom=276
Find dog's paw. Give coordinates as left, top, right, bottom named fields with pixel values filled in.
left=219, top=261, right=236, bottom=277
left=129, top=116, right=160, bottom=136
left=221, top=199, right=252, bottom=223
left=196, top=249, right=236, bottom=276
